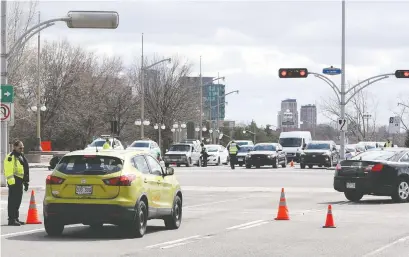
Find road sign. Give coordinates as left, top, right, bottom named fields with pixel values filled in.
left=338, top=118, right=347, bottom=131
left=388, top=116, right=400, bottom=134
left=0, top=103, right=14, bottom=123
left=0, top=85, right=14, bottom=103
left=323, top=67, right=342, bottom=75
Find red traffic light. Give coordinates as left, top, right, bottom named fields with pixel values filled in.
left=279, top=68, right=308, bottom=78
left=395, top=70, right=409, bottom=78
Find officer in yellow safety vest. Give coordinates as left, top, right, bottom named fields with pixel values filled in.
left=227, top=141, right=241, bottom=170
left=384, top=139, right=394, bottom=147
left=103, top=139, right=111, bottom=149
left=4, top=140, right=30, bottom=226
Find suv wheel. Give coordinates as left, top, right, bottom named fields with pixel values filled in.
left=281, top=158, right=287, bottom=168
left=44, top=218, right=64, bottom=237
left=127, top=201, right=147, bottom=238
left=272, top=158, right=278, bottom=168
left=186, top=158, right=192, bottom=167
left=344, top=191, right=364, bottom=202
left=392, top=178, right=409, bottom=203
left=300, top=163, right=305, bottom=169
left=164, top=196, right=182, bottom=229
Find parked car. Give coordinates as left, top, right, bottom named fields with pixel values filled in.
left=204, top=144, right=229, bottom=165
left=334, top=147, right=409, bottom=203
left=245, top=143, right=287, bottom=169
left=226, top=140, right=254, bottom=148
left=126, top=140, right=161, bottom=160
left=236, top=145, right=254, bottom=167
left=163, top=143, right=201, bottom=167
left=300, top=140, right=338, bottom=168
left=345, top=144, right=359, bottom=160
left=85, top=135, right=125, bottom=151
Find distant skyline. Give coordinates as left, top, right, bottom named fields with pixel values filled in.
left=33, top=1, right=409, bottom=127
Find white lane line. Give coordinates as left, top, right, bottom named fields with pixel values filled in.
left=226, top=220, right=265, bottom=230
left=1, top=224, right=83, bottom=238
left=160, top=235, right=213, bottom=249
left=181, top=186, right=337, bottom=193
left=145, top=235, right=201, bottom=249
left=185, top=196, right=253, bottom=209
left=362, top=235, right=409, bottom=257
left=239, top=221, right=269, bottom=230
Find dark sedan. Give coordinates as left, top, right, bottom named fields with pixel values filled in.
left=333, top=148, right=409, bottom=203
left=245, top=143, right=287, bottom=169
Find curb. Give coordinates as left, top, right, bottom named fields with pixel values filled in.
left=1, top=186, right=45, bottom=195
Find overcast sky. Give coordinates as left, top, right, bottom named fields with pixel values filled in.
left=33, top=0, right=409, bottom=127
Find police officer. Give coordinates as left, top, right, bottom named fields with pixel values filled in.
left=227, top=140, right=240, bottom=169
left=4, top=140, right=29, bottom=226
left=200, top=143, right=208, bottom=167
left=384, top=139, right=394, bottom=147
left=103, top=139, right=111, bottom=149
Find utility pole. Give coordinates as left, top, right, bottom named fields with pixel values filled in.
left=199, top=56, right=203, bottom=141
left=1, top=0, right=9, bottom=186
left=35, top=11, right=42, bottom=151
left=140, top=33, right=144, bottom=138
left=339, top=0, right=346, bottom=160
left=217, top=72, right=220, bottom=144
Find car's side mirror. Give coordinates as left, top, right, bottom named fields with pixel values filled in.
left=165, top=167, right=174, bottom=176
left=277, top=149, right=282, bottom=152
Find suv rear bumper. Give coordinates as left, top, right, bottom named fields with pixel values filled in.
left=333, top=176, right=393, bottom=196
left=43, top=203, right=136, bottom=225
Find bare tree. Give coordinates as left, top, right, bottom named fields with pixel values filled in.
left=320, top=83, right=378, bottom=142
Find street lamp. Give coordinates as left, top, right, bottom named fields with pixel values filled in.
left=172, top=122, right=186, bottom=142
left=216, top=89, right=238, bottom=142
left=243, top=129, right=256, bottom=144
left=154, top=123, right=166, bottom=155
left=363, top=113, right=372, bottom=140
left=29, top=104, right=47, bottom=151
left=135, top=119, right=150, bottom=138
left=1, top=3, right=119, bottom=186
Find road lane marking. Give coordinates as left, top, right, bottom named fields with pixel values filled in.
left=185, top=196, right=254, bottom=209
left=1, top=224, right=82, bottom=238
left=145, top=235, right=201, bottom=248
left=226, top=220, right=265, bottom=230
left=182, top=186, right=337, bottom=193
left=160, top=235, right=213, bottom=249
left=362, top=235, right=409, bottom=256
left=239, top=221, right=269, bottom=230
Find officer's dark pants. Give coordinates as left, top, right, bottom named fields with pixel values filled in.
left=8, top=176, right=23, bottom=221
left=230, top=154, right=237, bottom=169
left=202, top=154, right=208, bottom=167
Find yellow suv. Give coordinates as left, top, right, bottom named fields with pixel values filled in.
left=43, top=149, right=182, bottom=238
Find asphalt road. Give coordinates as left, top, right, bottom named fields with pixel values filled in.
left=1, top=164, right=409, bottom=257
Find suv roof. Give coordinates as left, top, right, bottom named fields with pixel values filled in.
left=67, top=149, right=146, bottom=158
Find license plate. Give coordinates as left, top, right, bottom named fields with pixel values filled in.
left=76, top=185, right=93, bottom=195
left=346, top=182, right=355, bottom=189
left=312, top=155, right=316, bottom=157
left=238, top=158, right=243, bottom=161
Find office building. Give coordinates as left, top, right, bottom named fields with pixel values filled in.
left=280, top=99, right=298, bottom=129
left=300, top=104, right=317, bottom=129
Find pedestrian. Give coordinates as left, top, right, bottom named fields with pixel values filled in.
left=103, top=138, right=111, bottom=149
left=384, top=138, right=393, bottom=147
left=4, top=140, right=29, bottom=226
left=227, top=140, right=240, bottom=169
left=200, top=143, right=208, bottom=167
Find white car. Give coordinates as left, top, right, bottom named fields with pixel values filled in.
left=163, top=143, right=201, bottom=167
left=205, top=144, right=229, bottom=165
left=85, top=136, right=125, bottom=151
left=126, top=140, right=161, bottom=160
left=345, top=144, right=358, bottom=160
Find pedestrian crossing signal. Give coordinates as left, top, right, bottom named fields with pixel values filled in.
left=395, top=70, right=409, bottom=78
left=279, top=68, right=308, bottom=78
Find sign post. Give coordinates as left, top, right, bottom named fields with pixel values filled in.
left=0, top=85, right=14, bottom=126
left=388, top=116, right=400, bottom=134
left=338, top=118, right=347, bottom=132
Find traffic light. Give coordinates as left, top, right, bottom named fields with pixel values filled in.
left=395, top=70, right=409, bottom=78
left=279, top=68, right=308, bottom=78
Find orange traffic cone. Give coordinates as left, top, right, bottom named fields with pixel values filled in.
left=26, top=190, right=42, bottom=224
left=290, top=160, right=294, bottom=167
left=323, top=205, right=336, bottom=228
left=275, top=188, right=290, bottom=220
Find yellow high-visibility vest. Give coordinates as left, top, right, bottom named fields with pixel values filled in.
left=229, top=143, right=238, bottom=154
left=385, top=142, right=392, bottom=147
left=103, top=142, right=111, bottom=149
left=3, top=153, right=24, bottom=186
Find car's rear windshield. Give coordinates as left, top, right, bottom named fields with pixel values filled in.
left=130, top=142, right=149, bottom=148
left=236, top=141, right=250, bottom=146
left=89, top=140, right=106, bottom=147
left=350, top=151, right=397, bottom=161
left=306, top=143, right=330, bottom=150
left=238, top=146, right=253, bottom=152
left=169, top=145, right=190, bottom=152
left=55, top=155, right=124, bottom=175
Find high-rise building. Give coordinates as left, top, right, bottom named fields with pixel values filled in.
left=300, top=104, right=317, bottom=129
left=280, top=99, right=298, bottom=129
left=277, top=111, right=282, bottom=129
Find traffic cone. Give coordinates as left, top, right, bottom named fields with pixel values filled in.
left=26, top=190, right=42, bottom=224
left=275, top=188, right=290, bottom=220
left=290, top=160, right=294, bottom=167
left=323, top=205, right=336, bottom=228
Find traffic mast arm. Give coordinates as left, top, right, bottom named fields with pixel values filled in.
left=308, top=72, right=341, bottom=104
left=345, top=74, right=393, bottom=104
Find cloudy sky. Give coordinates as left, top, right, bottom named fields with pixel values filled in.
left=33, top=0, right=409, bottom=127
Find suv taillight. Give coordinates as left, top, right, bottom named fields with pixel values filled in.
left=103, top=174, right=136, bottom=186
left=46, top=175, right=65, bottom=185
left=371, top=164, right=383, bottom=172
left=335, top=164, right=341, bottom=171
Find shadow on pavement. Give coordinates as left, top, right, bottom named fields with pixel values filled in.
left=319, top=199, right=398, bottom=205
left=5, top=225, right=167, bottom=241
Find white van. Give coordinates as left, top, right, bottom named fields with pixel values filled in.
left=279, top=131, right=312, bottom=163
